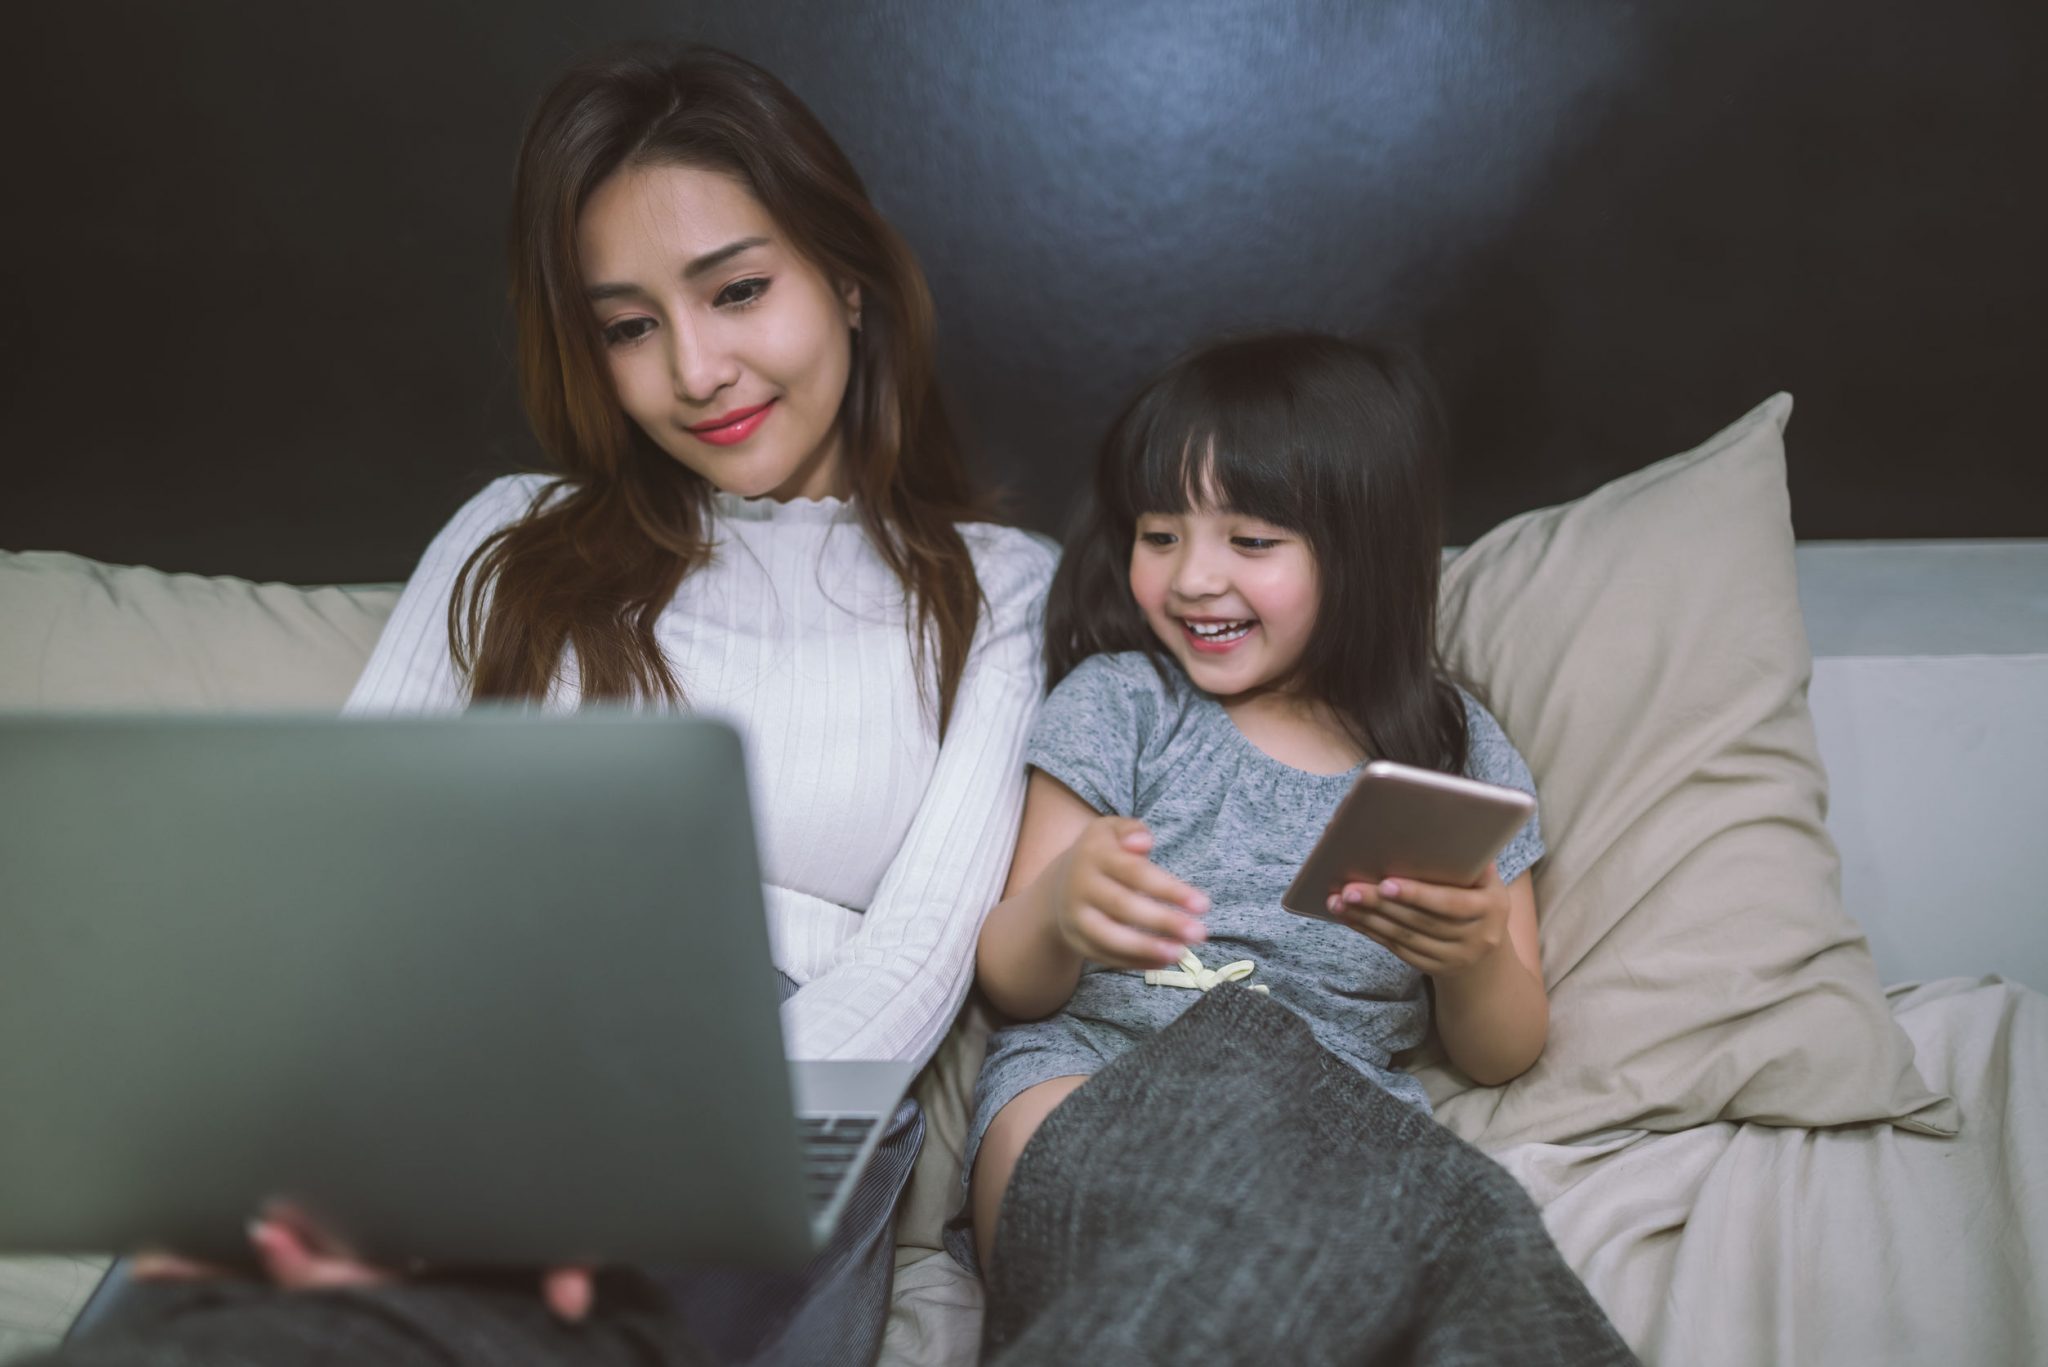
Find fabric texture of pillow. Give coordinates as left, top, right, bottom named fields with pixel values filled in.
left=1413, top=393, right=1958, bottom=1147
left=0, top=550, right=397, bottom=712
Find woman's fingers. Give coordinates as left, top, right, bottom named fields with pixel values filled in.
left=249, top=1219, right=392, bottom=1291
left=130, top=1251, right=236, bottom=1282
left=543, top=1266, right=596, bottom=1322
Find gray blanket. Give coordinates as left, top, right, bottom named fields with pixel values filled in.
left=983, top=985, right=1637, bottom=1367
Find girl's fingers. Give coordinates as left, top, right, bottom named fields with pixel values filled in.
left=1110, top=853, right=1209, bottom=915
left=1370, top=878, right=1485, bottom=922
left=1073, top=904, right=1186, bottom=968
left=1084, top=875, right=1206, bottom=944
left=1113, top=889, right=1208, bottom=945
left=1104, top=817, right=1152, bottom=852
left=1350, top=900, right=1467, bottom=947
left=1355, top=920, right=1454, bottom=973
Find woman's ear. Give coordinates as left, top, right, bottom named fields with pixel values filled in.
left=841, top=281, right=862, bottom=331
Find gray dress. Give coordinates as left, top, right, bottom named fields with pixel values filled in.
left=948, top=651, right=1543, bottom=1272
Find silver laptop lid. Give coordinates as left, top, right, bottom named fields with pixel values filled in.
left=0, top=712, right=822, bottom=1269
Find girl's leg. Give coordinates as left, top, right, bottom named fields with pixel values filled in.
left=969, top=1075, right=1091, bottom=1274
left=982, top=986, right=1635, bottom=1367
left=1388, top=1156, right=1635, bottom=1367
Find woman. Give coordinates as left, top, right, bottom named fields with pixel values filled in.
left=52, top=41, right=1053, bottom=1367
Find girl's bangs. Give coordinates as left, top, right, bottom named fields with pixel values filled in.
left=1117, top=384, right=1306, bottom=530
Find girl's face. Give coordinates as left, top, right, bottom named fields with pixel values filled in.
left=578, top=162, right=861, bottom=502
left=1128, top=501, right=1320, bottom=699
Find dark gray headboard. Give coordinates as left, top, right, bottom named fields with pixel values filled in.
left=5, top=0, right=2041, bottom=582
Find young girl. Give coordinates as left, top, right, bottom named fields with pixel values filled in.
left=951, top=333, right=1636, bottom=1363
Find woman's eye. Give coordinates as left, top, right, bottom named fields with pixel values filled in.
left=715, top=277, right=770, bottom=309
left=602, top=317, right=656, bottom=347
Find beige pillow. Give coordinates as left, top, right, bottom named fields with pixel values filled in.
left=1412, top=393, right=1958, bottom=1147
left=0, top=550, right=396, bottom=712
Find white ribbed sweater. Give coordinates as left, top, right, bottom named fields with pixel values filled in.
left=344, top=474, right=1056, bottom=1069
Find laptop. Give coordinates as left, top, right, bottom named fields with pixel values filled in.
left=0, top=712, right=917, bottom=1270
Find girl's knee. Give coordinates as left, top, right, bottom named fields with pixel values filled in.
left=970, top=1075, right=1090, bottom=1272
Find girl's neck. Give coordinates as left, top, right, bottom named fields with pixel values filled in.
left=1219, top=687, right=1365, bottom=776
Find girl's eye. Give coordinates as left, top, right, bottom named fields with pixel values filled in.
left=1232, top=536, right=1282, bottom=551
left=1137, top=531, right=1177, bottom=547
left=715, top=276, right=770, bottom=309
left=602, top=317, right=656, bottom=348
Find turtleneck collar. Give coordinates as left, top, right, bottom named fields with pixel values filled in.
left=707, top=489, right=855, bottom=524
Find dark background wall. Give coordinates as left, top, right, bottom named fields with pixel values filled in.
left=4, top=0, right=2043, bottom=585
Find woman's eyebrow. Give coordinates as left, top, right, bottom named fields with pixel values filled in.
left=585, top=236, right=773, bottom=301
left=681, top=235, right=770, bottom=279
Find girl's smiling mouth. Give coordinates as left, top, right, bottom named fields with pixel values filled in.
left=1181, top=617, right=1256, bottom=652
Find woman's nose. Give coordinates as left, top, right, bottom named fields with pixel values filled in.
left=668, top=322, right=740, bottom=404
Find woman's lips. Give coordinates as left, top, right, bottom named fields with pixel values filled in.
left=685, top=400, right=776, bottom=446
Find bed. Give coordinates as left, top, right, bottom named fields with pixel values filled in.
left=1, top=396, right=2043, bottom=1364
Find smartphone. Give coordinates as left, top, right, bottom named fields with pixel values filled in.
left=1281, top=759, right=1536, bottom=922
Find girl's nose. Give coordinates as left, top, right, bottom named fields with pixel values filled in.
left=1170, top=548, right=1228, bottom=600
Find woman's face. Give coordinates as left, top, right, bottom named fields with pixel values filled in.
left=578, top=162, right=860, bottom=501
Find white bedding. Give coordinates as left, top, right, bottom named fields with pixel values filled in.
left=879, top=976, right=2048, bottom=1366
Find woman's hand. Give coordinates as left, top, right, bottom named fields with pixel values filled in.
left=130, top=1209, right=597, bottom=1321
left=1327, top=862, right=1512, bottom=978
left=1048, top=816, right=1210, bottom=969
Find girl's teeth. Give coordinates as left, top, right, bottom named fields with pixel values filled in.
left=1188, top=620, right=1252, bottom=642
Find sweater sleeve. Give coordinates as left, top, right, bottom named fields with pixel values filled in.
left=343, top=475, right=549, bottom=716
left=777, top=529, right=1058, bottom=1067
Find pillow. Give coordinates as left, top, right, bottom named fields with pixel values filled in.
left=1413, top=393, right=1958, bottom=1147
left=0, top=550, right=397, bottom=712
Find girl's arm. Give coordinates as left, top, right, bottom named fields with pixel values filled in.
left=976, top=771, right=1211, bottom=1022
left=974, top=772, right=1097, bottom=1019
left=1335, top=867, right=1547, bottom=1086
left=1425, top=872, right=1546, bottom=1085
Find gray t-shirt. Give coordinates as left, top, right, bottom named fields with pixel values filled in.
left=956, top=651, right=1544, bottom=1259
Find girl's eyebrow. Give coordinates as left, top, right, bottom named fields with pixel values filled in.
left=584, top=236, right=772, bottom=301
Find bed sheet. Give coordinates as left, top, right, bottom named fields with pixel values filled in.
left=878, top=976, right=2047, bottom=1366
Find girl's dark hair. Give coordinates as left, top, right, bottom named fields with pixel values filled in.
left=452, top=43, right=986, bottom=731
left=1044, top=331, right=1469, bottom=773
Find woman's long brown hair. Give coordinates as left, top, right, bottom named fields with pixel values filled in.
left=452, top=43, right=987, bottom=731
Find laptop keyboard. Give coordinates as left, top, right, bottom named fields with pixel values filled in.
left=799, top=1113, right=880, bottom=1213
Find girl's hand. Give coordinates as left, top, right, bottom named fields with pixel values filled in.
left=131, top=1208, right=597, bottom=1322
left=1327, top=863, right=1511, bottom=978
left=1050, top=817, right=1210, bottom=969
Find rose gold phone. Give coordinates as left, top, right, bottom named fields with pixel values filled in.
left=1282, top=759, right=1536, bottom=922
